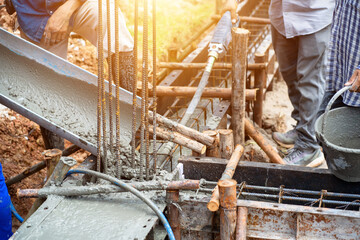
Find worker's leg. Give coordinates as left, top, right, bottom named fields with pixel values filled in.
left=71, top=0, right=134, bottom=91
left=19, top=30, right=69, bottom=60
left=271, top=25, right=300, bottom=123
left=0, top=163, right=12, bottom=240
left=295, top=25, right=331, bottom=151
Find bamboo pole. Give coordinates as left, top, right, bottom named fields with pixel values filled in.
left=254, top=53, right=266, bottom=127
left=219, top=179, right=237, bottom=240
left=204, top=130, right=220, bottom=157
left=148, top=111, right=215, bottom=146
left=208, top=145, right=244, bottom=212
left=158, top=62, right=265, bottom=70
left=219, top=129, right=234, bottom=160
left=148, top=124, right=206, bottom=154
left=146, top=86, right=257, bottom=100
left=245, top=118, right=285, bottom=164
left=231, top=28, right=249, bottom=145
left=236, top=207, right=248, bottom=240
left=166, top=189, right=181, bottom=240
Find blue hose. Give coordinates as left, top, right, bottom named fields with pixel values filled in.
left=10, top=201, right=23, bottom=223
left=66, top=169, right=175, bottom=240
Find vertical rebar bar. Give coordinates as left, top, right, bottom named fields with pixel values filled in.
left=140, top=0, right=148, bottom=181
left=97, top=0, right=103, bottom=173
left=131, top=0, right=139, bottom=169
left=152, top=0, right=157, bottom=176
left=144, top=0, right=150, bottom=180
left=114, top=0, right=121, bottom=178
left=104, top=0, right=112, bottom=175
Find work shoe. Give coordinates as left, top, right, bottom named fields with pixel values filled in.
left=283, top=148, right=325, bottom=168
left=272, top=129, right=297, bottom=148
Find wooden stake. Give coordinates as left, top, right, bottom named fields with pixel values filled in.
left=148, top=111, right=215, bottom=146
left=25, top=156, right=77, bottom=220
left=219, top=129, right=234, bottom=159
left=208, top=145, right=244, bottom=212
left=236, top=207, right=248, bottom=240
left=158, top=62, right=265, bottom=70
left=231, top=28, right=249, bottom=146
left=254, top=53, right=266, bottom=127
left=149, top=124, right=206, bottom=154
left=203, top=130, right=220, bottom=157
left=245, top=118, right=285, bottom=164
left=146, top=86, right=257, bottom=100
left=219, top=179, right=237, bottom=240
left=43, top=149, right=62, bottom=179
left=166, top=189, right=181, bottom=240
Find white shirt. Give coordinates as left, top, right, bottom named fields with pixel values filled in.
left=269, top=0, right=335, bottom=38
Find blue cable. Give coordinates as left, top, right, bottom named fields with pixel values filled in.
left=67, top=169, right=175, bottom=240
left=10, top=201, right=23, bottom=223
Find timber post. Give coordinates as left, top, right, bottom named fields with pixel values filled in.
left=219, top=129, right=234, bottom=159
left=203, top=130, right=220, bottom=157
left=231, top=28, right=250, bottom=145
left=236, top=207, right=248, bottom=240
left=254, top=53, right=266, bottom=127
left=219, top=179, right=237, bottom=240
left=166, top=189, right=181, bottom=240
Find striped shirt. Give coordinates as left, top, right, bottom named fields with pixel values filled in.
left=327, top=0, right=360, bottom=106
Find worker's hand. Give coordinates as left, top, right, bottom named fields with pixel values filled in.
left=222, top=0, right=238, bottom=24
left=43, top=6, right=72, bottom=46
left=345, top=69, right=360, bottom=92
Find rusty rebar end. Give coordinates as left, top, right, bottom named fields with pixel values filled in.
left=43, top=149, right=62, bottom=158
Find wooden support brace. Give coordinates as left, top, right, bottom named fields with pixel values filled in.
left=236, top=207, right=248, bottom=240
left=158, top=62, right=266, bottom=70
left=219, top=179, right=237, bottom=240
left=148, top=124, right=206, bottom=154
left=253, top=53, right=266, bottom=127
left=219, top=129, right=234, bottom=160
left=147, top=86, right=257, bottom=101
left=148, top=111, right=215, bottom=146
left=245, top=118, right=285, bottom=164
left=203, top=130, right=220, bottom=158
left=231, top=28, right=249, bottom=145
left=208, top=145, right=244, bottom=212
left=166, top=189, right=181, bottom=240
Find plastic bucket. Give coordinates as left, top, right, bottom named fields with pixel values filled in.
left=315, top=86, right=360, bottom=182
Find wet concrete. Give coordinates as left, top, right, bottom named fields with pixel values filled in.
left=0, top=28, right=141, bottom=157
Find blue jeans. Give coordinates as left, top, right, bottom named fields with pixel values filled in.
left=0, top=163, right=12, bottom=240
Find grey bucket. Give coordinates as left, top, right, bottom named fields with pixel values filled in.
left=315, top=86, right=360, bottom=182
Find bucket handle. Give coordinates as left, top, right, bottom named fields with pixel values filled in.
left=321, top=85, right=351, bottom=134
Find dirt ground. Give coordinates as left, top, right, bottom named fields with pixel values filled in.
left=0, top=2, right=294, bottom=234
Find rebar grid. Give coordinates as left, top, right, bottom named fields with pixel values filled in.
left=201, top=181, right=360, bottom=210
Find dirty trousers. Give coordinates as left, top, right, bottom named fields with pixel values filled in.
left=21, top=0, right=133, bottom=59
left=271, top=25, right=331, bottom=151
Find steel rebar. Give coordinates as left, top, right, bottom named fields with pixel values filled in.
left=97, top=0, right=104, bottom=173
left=144, top=0, right=150, bottom=180
left=114, top=0, right=122, bottom=178
left=106, top=0, right=113, bottom=160
left=152, top=0, right=157, bottom=176
left=131, top=0, right=139, bottom=170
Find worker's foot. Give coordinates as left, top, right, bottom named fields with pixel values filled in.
left=272, top=129, right=297, bottom=148
left=283, top=148, right=325, bottom=167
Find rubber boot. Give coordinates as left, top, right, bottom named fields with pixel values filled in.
left=110, top=51, right=135, bottom=92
